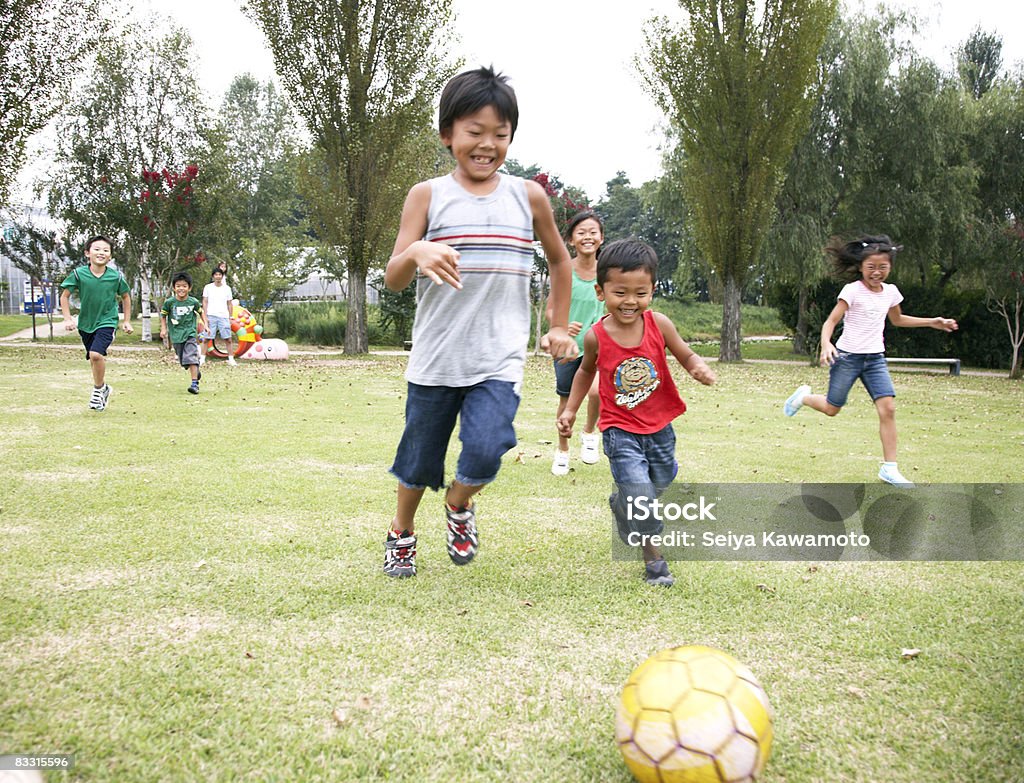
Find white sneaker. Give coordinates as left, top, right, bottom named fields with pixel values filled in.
left=878, top=463, right=914, bottom=488
left=226, top=356, right=237, bottom=366
left=89, top=386, right=105, bottom=410
left=551, top=450, right=570, bottom=476
left=580, top=431, right=600, bottom=464
left=784, top=384, right=811, bottom=416
left=198, top=355, right=205, bottom=366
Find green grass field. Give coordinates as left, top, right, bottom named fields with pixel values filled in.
left=1, top=346, right=1021, bottom=782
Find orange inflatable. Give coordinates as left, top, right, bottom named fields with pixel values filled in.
left=204, top=302, right=262, bottom=359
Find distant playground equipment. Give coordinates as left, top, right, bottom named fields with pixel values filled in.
left=204, top=302, right=289, bottom=360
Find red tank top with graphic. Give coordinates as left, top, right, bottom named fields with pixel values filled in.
left=593, top=310, right=687, bottom=434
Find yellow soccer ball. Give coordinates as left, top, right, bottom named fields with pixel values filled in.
left=616, top=645, right=774, bottom=783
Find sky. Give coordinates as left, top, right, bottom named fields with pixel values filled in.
left=28, top=0, right=1024, bottom=203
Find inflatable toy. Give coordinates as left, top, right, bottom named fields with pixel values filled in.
left=203, top=302, right=288, bottom=360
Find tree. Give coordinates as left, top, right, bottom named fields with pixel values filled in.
left=762, top=14, right=895, bottom=353
left=642, top=0, right=836, bottom=360
left=231, top=233, right=310, bottom=326
left=977, top=221, right=1024, bottom=378
left=245, top=0, right=459, bottom=354
left=212, top=75, right=303, bottom=251
left=596, top=171, right=690, bottom=297
left=0, top=220, right=75, bottom=339
left=0, top=0, right=106, bottom=206
left=957, top=27, right=1002, bottom=100
left=47, top=23, right=208, bottom=340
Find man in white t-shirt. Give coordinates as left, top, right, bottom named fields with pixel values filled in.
left=201, top=268, right=236, bottom=365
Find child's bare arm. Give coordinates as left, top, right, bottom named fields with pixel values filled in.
left=60, top=289, right=75, bottom=330
left=121, top=292, right=133, bottom=332
left=385, top=182, right=461, bottom=291
left=557, top=330, right=599, bottom=437
left=888, top=305, right=958, bottom=331
left=819, top=300, right=848, bottom=364
left=159, top=313, right=168, bottom=339
left=527, top=179, right=576, bottom=361
left=654, top=312, right=715, bottom=386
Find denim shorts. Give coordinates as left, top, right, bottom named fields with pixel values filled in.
left=390, top=379, right=520, bottom=491
left=80, top=327, right=115, bottom=358
left=826, top=351, right=896, bottom=408
left=603, top=424, right=679, bottom=544
left=553, top=356, right=584, bottom=397
left=204, top=315, right=232, bottom=339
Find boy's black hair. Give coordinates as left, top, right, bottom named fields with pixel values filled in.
left=438, top=66, right=518, bottom=146
left=85, top=235, right=112, bottom=253
left=824, top=234, right=903, bottom=282
left=563, top=209, right=603, bottom=242
left=172, top=271, right=193, bottom=287
left=596, top=238, right=658, bottom=286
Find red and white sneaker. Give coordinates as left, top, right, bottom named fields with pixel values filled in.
left=445, top=503, right=478, bottom=565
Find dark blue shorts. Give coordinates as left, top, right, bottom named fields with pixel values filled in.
left=826, top=351, right=896, bottom=408
left=390, top=379, right=520, bottom=491
left=80, top=327, right=115, bottom=359
left=553, top=355, right=584, bottom=397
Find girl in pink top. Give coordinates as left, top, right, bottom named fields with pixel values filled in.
left=783, top=235, right=958, bottom=487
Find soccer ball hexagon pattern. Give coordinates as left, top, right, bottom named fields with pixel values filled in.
left=616, top=645, right=773, bottom=783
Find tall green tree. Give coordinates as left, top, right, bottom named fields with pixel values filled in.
left=245, top=0, right=458, bottom=353
left=763, top=12, right=904, bottom=352
left=836, top=56, right=977, bottom=288
left=642, top=0, right=836, bottom=360
left=47, top=23, right=208, bottom=340
left=957, top=27, right=1003, bottom=100
left=214, top=74, right=302, bottom=248
left=0, top=0, right=107, bottom=207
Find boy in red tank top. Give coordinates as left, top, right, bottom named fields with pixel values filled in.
left=557, top=239, right=716, bottom=586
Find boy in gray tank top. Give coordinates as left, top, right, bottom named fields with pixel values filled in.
left=381, top=66, right=578, bottom=578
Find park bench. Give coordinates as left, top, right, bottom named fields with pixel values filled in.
left=885, top=357, right=961, bottom=376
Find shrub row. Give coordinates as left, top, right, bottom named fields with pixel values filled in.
left=272, top=301, right=394, bottom=346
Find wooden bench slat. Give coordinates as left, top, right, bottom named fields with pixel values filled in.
left=886, top=357, right=960, bottom=376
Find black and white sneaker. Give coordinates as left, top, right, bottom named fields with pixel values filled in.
left=384, top=529, right=417, bottom=578
left=89, top=384, right=111, bottom=411
left=446, top=503, right=478, bottom=565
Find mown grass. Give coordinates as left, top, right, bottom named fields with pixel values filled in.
left=0, top=314, right=41, bottom=337
left=0, top=347, right=1021, bottom=782
left=653, top=299, right=787, bottom=340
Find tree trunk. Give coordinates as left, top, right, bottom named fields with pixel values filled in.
left=139, top=248, right=153, bottom=342
left=793, top=285, right=808, bottom=354
left=345, top=264, right=368, bottom=354
left=1009, top=296, right=1022, bottom=380
left=719, top=275, right=743, bottom=362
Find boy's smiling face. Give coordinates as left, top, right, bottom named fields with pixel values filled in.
left=596, top=267, right=654, bottom=327
left=173, top=280, right=191, bottom=299
left=86, top=240, right=111, bottom=267
left=441, top=104, right=511, bottom=185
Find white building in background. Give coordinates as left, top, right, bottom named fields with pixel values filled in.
left=278, top=268, right=379, bottom=306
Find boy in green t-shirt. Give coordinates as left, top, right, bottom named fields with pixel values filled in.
left=160, top=272, right=207, bottom=394
left=59, top=235, right=133, bottom=411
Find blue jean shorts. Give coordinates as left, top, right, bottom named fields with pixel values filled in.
left=553, top=356, right=584, bottom=397
left=80, top=327, right=115, bottom=358
left=603, top=424, right=679, bottom=544
left=826, top=351, right=896, bottom=408
left=204, top=315, right=232, bottom=339
left=390, top=379, right=521, bottom=491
